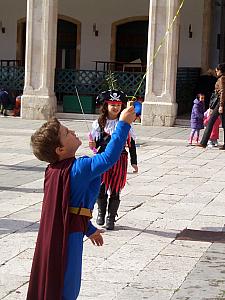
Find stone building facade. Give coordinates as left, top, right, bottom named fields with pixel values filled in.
left=0, top=0, right=224, bottom=125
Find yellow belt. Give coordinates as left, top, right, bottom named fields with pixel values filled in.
left=69, top=207, right=92, bottom=218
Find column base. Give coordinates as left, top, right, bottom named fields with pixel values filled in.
left=21, top=94, right=57, bottom=120
left=142, top=101, right=178, bottom=127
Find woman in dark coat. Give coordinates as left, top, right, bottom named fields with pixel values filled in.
left=189, top=93, right=205, bottom=144
left=198, top=63, right=225, bottom=148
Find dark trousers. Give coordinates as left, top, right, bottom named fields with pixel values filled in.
left=200, top=103, right=225, bottom=146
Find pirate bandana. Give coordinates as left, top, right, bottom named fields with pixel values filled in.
left=96, top=90, right=127, bottom=105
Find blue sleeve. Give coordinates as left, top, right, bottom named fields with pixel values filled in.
left=77, top=121, right=130, bottom=180
left=86, top=220, right=97, bottom=237
left=193, top=102, right=203, bottom=119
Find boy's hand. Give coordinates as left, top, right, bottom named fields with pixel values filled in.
left=89, top=141, right=96, bottom=149
left=131, top=164, right=138, bottom=173
left=89, top=229, right=104, bottom=246
left=119, top=106, right=136, bottom=124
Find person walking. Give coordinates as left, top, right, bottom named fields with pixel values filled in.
left=197, top=63, right=225, bottom=149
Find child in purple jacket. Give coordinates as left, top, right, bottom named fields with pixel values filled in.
left=189, top=93, right=205, bottom=144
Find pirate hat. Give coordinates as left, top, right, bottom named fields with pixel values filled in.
left=96, top=89, right=127, bottom=105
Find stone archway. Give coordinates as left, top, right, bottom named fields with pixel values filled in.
left=110, top=16, right=148, bottom=64
left=115, top=20, right=148, bottom=66
left=16, top=18, right=26, bottom=65
left=57, top=15, right=81, bottom=69
left=17, top=15, right=81, bottom=69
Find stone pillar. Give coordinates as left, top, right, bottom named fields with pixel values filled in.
left=142, top=0, right=180, bottom=126
left=21, top=0, right=58, bottom=120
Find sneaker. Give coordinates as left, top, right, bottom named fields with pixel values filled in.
left=214, top=141, right=219, bottom=147
left=207, top=141, right=213, bottom=148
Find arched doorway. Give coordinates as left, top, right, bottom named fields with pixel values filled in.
left=17, top=17, right=80, bottom=69
left=56, top=19, right=77, bottom=69
left=115, top=20, right=148, bottom=65
left=17, top=19, right=26, bottom=65
left=110, top=17, right=148, bottom=72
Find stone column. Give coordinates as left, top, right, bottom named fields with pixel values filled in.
left=142, top=0, right=180, bottom=126
left=21, top=0, right=58, bottom=120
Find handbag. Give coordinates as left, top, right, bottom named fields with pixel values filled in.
left=209, top=92, right=219, bottom=109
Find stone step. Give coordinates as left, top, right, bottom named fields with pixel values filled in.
left=56, top=112, right=98, bottom=120
left=174, top=117, right=190, bottom=127
left=57, top=112, right=191, bottom=128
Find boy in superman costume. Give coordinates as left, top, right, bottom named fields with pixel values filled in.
left=27, top=106, right=136, bottom=300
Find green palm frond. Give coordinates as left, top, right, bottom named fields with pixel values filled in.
left=102, top=71, right=120, bottom=90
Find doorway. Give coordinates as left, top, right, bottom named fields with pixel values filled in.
left=56, top=19, right=77, bottom=69
left=115, top=20, right=148, bottom=68
left=17, top=18, right=79, bottom=69
left=16, top=19, right=26, bottom=65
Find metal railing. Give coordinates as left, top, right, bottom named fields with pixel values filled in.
left=0, top=66, right=200, bottom=114
left=54, top=69, right=146, bottom=96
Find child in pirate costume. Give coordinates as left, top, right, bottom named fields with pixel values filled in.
left=89, top=90, right=138, bottom=230
left=27, top=107, right=136, bottom=300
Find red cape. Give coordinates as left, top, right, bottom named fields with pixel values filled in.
left=27, top=158, right=74, bottom=300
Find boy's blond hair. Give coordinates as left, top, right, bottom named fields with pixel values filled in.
left=30, top=118, right=61, bottom=164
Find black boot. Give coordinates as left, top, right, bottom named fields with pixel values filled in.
left=106, top=195, right=120, bottom=230
left=96, top=197, right=107, bottom=225
left=96, top=186, right=107, bottom=225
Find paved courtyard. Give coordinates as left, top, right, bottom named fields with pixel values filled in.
left=1, top=116, right=225, bottom=299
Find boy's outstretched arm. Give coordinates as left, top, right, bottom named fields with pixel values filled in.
left=79, top=107, right=136, bottom=178
left=91, top=106, right=136, bottom=174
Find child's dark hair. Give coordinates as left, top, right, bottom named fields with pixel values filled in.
left=98, top=102, right=126, bottom=129
left=196, top=93, right=205, bottom=100
left=216, top=63, right=225, bottom=74
left=30, top=118, right=61, bottom=164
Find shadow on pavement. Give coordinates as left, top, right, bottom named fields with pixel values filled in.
left=0, top=164, right=45, bottom=172
left=176, top=228, right=225, bottom=243
left=114, top=225, right=177, bottom=238
left=0, top=186, right=43, bottom=193
left=0, top=218, right=39, bottom=235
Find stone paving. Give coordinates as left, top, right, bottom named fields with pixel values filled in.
left=1, top=116, right=225, bottom=299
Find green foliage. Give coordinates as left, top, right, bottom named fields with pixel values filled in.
left=101, top=71, right=121, bottom=90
